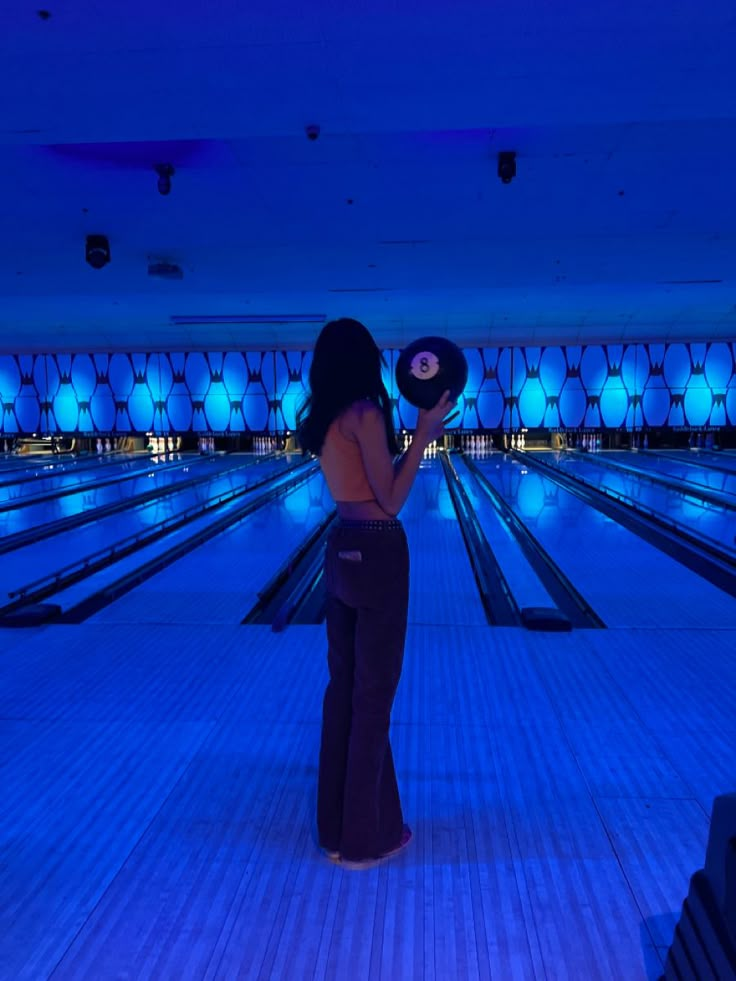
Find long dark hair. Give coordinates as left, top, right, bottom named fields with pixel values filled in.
left=297, top=318, right=399, bottom=456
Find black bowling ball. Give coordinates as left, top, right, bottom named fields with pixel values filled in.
left=395, top=336, right=468, bottom=410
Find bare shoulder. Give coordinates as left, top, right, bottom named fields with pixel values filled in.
left=342, top=399, right=381, bottom=436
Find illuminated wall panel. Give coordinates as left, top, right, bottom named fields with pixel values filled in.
left=0, top=342, right=734, bottom=435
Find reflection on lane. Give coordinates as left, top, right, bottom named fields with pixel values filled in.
left=0, top=456, right=220, bottom=539
left=476, top=455, right=736, bottom=628
left=545, top=451, right=734, bottom=555
left=654, top=448, right=736, bottom=478
left=0, top=454, right=161, bottom=500
left=452, top=454, right=558, bottom=612
left=93, top=470, right=333, bottom=624
left=0, top=456, right=292, bottom=600
left=402, top=457, right=488, bottom=625
left=599, top=450, right=736, bottom=499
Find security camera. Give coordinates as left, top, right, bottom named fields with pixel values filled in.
left=155, top=163, right=175, bottom=195
left=305, top=124, right=321, bottom=142
left=498, top=151, right=517, bottom=184
left=85, top=234, right=110, bottom=269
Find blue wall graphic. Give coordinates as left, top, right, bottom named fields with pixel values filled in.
left=1, top=342, right=734, bottom=435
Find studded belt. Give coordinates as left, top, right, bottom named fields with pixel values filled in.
left=336, top=519, right=403, bottom=531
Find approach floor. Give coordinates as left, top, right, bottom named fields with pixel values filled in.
left=1, top=619, right=733, bottom=980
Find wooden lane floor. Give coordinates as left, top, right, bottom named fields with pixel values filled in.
left=90, top=462, right=489, bottom=629
left=1, top=620, right=732, bottom=979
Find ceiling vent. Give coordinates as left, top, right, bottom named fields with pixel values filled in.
left=169, top=314, right=325, bottom=325
left=378, top=239, right=430, bottom=245
left=148, top=262, right=184, bottom=280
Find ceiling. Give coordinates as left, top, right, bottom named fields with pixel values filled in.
left=1, top=0, right=735, bottom=352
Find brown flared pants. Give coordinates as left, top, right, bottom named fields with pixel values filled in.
left=317, top=520, right=410, bottom=861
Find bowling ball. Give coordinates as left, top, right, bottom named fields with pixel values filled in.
left=395, top=336, right=468, bottom=410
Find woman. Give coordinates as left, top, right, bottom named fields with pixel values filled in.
left=297, top=318, right=454, bottom=870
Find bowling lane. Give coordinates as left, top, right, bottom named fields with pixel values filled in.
left=544, top=451, right=734, bottom=556
left=0, top=456, right=292, bottom=603
left=452, top=454, right=556, bottom=610
left=0, top=453, right=81, bottom=477
left=93, top=454, right=490, bottom=627
left=657, top=447, right=736, bottom=475
left=0, top=453, right=174, bottom=503
left=401, top=458, right=489, bottom=625
left=89, top=469, right=333, bottom=624
left=475, top=455, right=736, bottom=629
left=618, top=450, right=736, bottom=498
left=0, top=455, right=254, bottom=542
left=93, top=456, right=490, bottom=627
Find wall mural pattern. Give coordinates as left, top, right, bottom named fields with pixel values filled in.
left=1, top=342, right=734, bottom=435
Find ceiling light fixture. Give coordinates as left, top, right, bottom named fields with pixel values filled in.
left=85, top=234, right=110, bottom=269
left=497, top=151, right=517, bottom=184
left=154, top=163, right=175, bottom=195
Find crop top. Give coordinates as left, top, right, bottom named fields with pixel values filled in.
left=319, top=415, right=375, bottom=502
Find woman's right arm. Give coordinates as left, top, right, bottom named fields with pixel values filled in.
left=351, top=392, right=455, bottom=517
